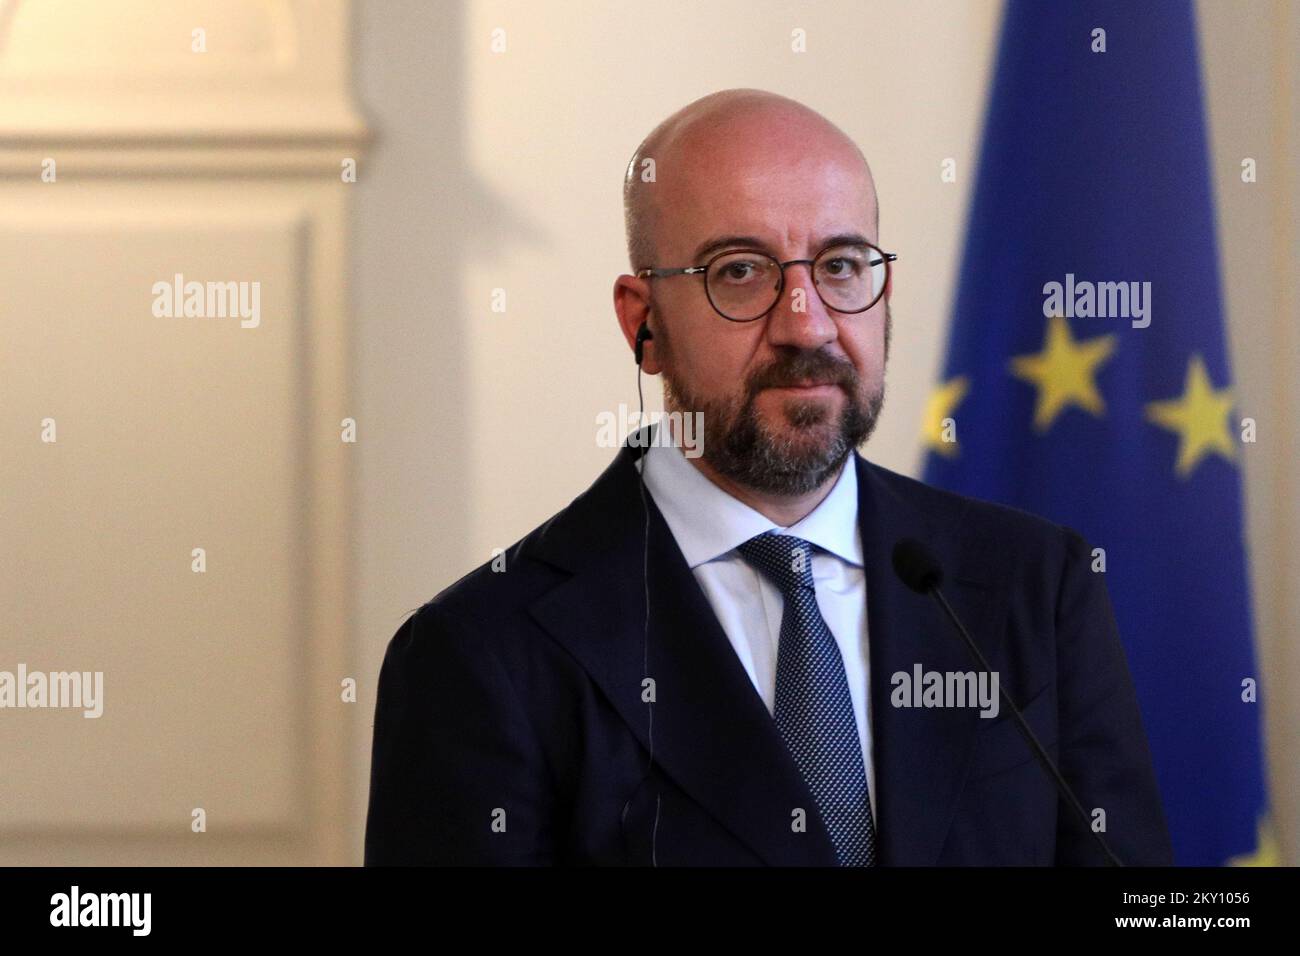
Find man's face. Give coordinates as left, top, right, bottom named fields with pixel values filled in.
left=647, top=124, right=889, bottom=496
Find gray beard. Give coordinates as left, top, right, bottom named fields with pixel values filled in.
left=663, top=372, right=884, bottom=497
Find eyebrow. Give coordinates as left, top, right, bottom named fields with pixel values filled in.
left=690, top=232, right=873, bottom=262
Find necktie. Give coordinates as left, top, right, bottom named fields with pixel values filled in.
left=737, top=530, right=876, bottom=866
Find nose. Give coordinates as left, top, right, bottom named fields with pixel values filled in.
left=764, top=261, right=838, bottom=350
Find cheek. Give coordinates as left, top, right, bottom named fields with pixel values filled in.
left=840, top=315, right=888, bottom=379
left=665, top=315, right=757, bottom=392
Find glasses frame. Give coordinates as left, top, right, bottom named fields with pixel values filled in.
left=635, top=241, right=897, bottom=322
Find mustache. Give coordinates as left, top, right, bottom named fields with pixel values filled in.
left=746, top=349, right=859, bottom=394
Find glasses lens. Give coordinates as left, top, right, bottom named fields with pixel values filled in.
left=814, top=243, right=885, bottom=312
left=705, top=251, right=781, bottom=321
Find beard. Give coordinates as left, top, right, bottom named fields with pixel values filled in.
left=659, top=330, right=886, bottom=497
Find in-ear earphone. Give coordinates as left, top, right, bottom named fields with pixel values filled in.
left=634, top=321, right=654, bottom=366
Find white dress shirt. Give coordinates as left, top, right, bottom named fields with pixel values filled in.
left=637, top=438, right=876, bottom=820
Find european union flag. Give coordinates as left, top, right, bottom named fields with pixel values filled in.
left=923, top=0, right=1267, bottom=865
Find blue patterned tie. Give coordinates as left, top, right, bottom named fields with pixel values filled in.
left=737, top=530, right=876, bottom=866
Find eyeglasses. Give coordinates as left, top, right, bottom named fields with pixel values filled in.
left=636, top=241, right=896, bottom=323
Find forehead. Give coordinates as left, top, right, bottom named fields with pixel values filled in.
left=656, top=123, right=877, bottom=257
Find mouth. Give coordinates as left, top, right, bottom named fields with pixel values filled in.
left=765, top=381, right=842, bottom=395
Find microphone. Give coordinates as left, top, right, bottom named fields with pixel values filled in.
left=891, top=538, right=1124, bottom=867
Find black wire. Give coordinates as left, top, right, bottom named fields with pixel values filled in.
left=635, top=362, right=662, bottom=867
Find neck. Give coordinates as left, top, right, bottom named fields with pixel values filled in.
left=686, top=453, right=844, bottom=527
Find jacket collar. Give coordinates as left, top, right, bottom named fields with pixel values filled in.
left=638, top=438, right=863, bottom=569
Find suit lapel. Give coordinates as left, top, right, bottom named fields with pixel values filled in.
left=855, top=457, right=1008, bottom=865
left=527, top=440, right=838, bottom=866
left=525, top=439, right=1008, bottom=866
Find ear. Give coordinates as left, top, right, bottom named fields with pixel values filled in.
left=613, top=274, right=662, bottom=374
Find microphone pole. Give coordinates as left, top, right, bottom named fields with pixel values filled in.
left=892, top=538, right=1124, bottom=867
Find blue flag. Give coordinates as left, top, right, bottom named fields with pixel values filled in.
left=923, top=0, right=1267, bottom=865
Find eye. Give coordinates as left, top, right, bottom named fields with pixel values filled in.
left=711, top=255, right=771, bottom=285
left=823, top=257, right=855, bottom=277
left=817, top=244, right=869, bottom=281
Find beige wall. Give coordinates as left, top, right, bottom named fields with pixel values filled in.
left=0, top=0, right=365, bottom=864
left=353, top=0, right=1299, bottom=864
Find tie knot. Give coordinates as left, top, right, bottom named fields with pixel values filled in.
left=736, top=531, right=817, bottom=595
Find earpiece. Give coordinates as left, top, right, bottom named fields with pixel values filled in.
left=634, top=321, right=654, bottom=366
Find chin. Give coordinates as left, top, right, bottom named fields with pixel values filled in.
left=764, top=409, right=839, bottom=449
left=771, top=390, right=838, bottom=421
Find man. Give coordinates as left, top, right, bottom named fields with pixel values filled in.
left=365, top=89, right=1172, bottom=866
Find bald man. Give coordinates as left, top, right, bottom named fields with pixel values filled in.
left=365, top=90, right=1171, bottom=867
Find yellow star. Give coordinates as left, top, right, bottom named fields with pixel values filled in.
left=1009, top=315, right=1117, bottom=432
left=1145, top=354, right=1236, bottom=478
left=1229, top=816, right=1279, bottom=867
left=922, top=375, right=969, bottom=457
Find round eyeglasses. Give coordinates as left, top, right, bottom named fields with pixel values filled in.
left=636, top=241, right=896, bottom=322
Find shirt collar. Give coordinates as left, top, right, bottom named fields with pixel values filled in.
left=639, top=436, right=863, bottom=570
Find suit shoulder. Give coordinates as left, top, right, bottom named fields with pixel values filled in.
left=405, top=503, right=574, bottom=632
left=863, top=460, right=1088, bottom=559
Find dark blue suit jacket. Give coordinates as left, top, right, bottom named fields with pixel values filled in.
left=365, top=438, right=1172, bottom=865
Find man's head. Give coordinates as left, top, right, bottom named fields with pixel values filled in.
left=614, top=89, right=891, bottom=497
